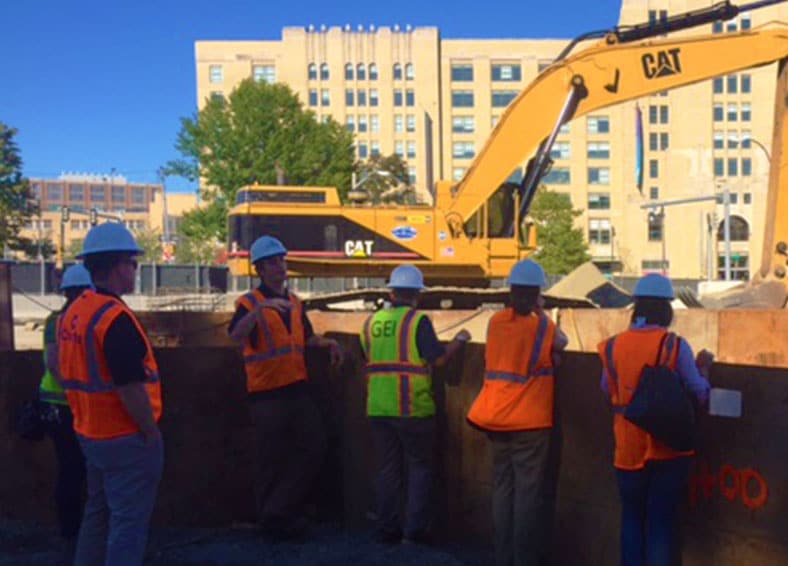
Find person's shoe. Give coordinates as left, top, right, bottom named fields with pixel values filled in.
left=374, top=528, right=402, bottom=545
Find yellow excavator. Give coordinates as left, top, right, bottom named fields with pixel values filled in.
left=227, top=1, right=788, bottom=293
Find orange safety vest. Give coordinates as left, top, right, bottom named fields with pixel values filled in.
left=467, top=308, right=556, bottom=431
left=58, top=290, right=162, bottom=440
left=598, top=328, right=693, bottom=470
left=235, top=289, right=307, bottom=393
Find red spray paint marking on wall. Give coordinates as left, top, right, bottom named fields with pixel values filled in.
left=689, top=460, right=769, bottom=510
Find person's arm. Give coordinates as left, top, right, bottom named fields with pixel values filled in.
left=302, top=307, right=343, bottom=366
left=675, top=338, right=712, bottom=408
left=417, top=317, right=470, bottom=368
left=116, top=384, right=160, bottom=445
left=553, top=326, right=569, bottom=352
left=228, top=298, right=290, bottom=345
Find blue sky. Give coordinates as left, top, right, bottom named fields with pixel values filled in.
left=1, top=0, right=622, bottom=193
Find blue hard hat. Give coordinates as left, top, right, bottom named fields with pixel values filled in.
left=250, top=235, right=288, bottom=263
left=633, top=273, right=674, bottom=299
left=508, top=260, right=547, bottom=288
left=78, top=223, right=142, bottom=258
left=60, top=264, right=93, bottom=290
left=387, top=264, right=425, bottom=290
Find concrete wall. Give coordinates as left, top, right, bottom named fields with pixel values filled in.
left=2, top=339, right=787, bottom=564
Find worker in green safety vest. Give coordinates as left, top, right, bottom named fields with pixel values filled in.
left=41, top=263, right=92, bottom=555
left=359, top=264, right=470, bottom=545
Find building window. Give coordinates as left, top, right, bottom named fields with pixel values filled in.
left=46, top=184, right=63, bottom=202
left=210, top=92, right=224, bottom=103
left=660, top=106, right=669, bottom=124
left=492, top=63, right=521, bottom=81
left=407, top=141, right=416, bottom=159
left=370, top=115, right=379, bottom=133
left=741, top=130, right=752, bottom=148
left=727, top=131, right=739, bottom=149
left=358, top=115, right=368, bottom=133
left=406, top=115, right=416, bottom=132
left=549, top=141, right=570, bottom=160
left=357, top=64, right=366, bottom=81
left=660, top=133, right=669, bottom=150
left=649, top=159, right=659, bottom=178
left=395, top=141, right=404, bottom=158
left=544, top=167, right=570, bottom=185
left=209, top=65, right=223, bottom=83
left=649, top=186, right=659, bottom=200
left=728, top=157, right=738, bottom=176
left=741, top=102, right=751, bottom=121
left=742, top=157, right=752, bottom=176
left=408, top=167, right=416, bottom=184
left=587, top=116, right=609, bottom=134
left=744, top=192, right=752, bottom=204
left=357, top=90, right=367, bottom=106
left=451, top=64, right=473, bottom=82
left=741, top=74, right=751, bottom=93
left=589, top=219, right=611, bottom=245
left=394, top=115, right=404, bottom=133
left=452, top=141, right=475, bottom=159
left=588, top=167, right=610, bottom=185
left=727, top=103, right=738, bottom=122
left=727, top=21, right=737, bottom=32
left=643, top=259, right=669, bottom=272
left=588, top=142, right=610, bottom=159
left=308, top=63, right=317, bottom=80
left=394, top=89, right=403, bottom=107
left=713, top=131, right=724, bottom=149
left=346, top=116, right=355, bottom=132
left=647, top=212, right=663, bottom=241
left=452, top=91, right=474, bottom=107
left=588, top=193, right=610, bottom=210
left=90, top=185, right=106, bottom=202
left=371, top=141, right=380, bottom=157
left=131, top=187, right=146, bottom=204
left=452, top=116, right=475, bottom=133
left=713, top=77, right=724, bottom=94
left=713, top=103, right=724, bottom=121
left=649, top=133, right=658, bottom=152
left=309, top=89, right=318, bottom=106
left=741, top=13, right=752, bottom=30
left=369, top=63, right=378, bottom=80
left=69, top=184, right=85, bottom=202
left=358, top=143, right=368, bottom=159
left=717, top=215, right=749, bottom=241
left=729, top=192, right=739, bottom=205
left=370, top=89, right=379, bottom=107
left=393, top=63, right=402, bottom=80
left=452, top=167, right=466, bottom=181
left=345, top=63, right=354, bottom=81
left=111, top=186, right=125, bottom=203
left=405, top=89, right=415, bottom=107
left=713, top=21, right=723, bottom=33
left=321, top=89, right=330, bottom=106
left=405, top=63, right=414, bottom=80
left=492, top=90, right=518, bottom=108
left=320, top=63, right=329, bottom=80
left=345, top=89, right=354, bottom=106
left=253, top=65, right=276, bottom=83
left=727, top=74, right=738, bottom=94
left=714, top=158, right=724, bottom=177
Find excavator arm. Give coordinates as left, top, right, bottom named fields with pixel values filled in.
left=444, top=6, right=788, bottom=237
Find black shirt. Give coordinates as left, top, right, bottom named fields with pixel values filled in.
left=94, top=288, right=148, bottom=386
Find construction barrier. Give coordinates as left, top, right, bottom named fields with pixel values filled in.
left=1, top=337, right=787, bottom=564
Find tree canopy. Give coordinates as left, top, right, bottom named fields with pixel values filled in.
left=353, top=153, right=415, bottom=204
left=0, top=122, right=36, bottom=254
left=528, top=187, right=590, bottom=275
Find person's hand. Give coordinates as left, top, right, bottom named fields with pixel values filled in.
left=327, top=339, right=344, bottom=367
left=454, top=329, right=471, bottom=343
left=262, top=298, right=290, bottom=314
left=695, top=349, right=714, bottom=374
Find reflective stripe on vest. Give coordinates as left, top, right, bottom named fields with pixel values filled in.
left=481, top=314, right=553, bottom=385
left=362, top=307, right=432, bottom=417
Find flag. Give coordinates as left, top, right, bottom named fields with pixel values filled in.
left=635, top=104, right=644, bottom=192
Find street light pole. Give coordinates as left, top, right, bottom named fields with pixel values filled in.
left=722, top=184, right=732, bottom=281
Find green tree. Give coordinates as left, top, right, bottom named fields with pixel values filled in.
left=65, top=238, right=84, bottom=261
left=353, top=153, right=415, bottom=204
left=528, top=187, right=590, bottom=275
left=14, top=238, right=56, bottom=261
left=0, top=122, right=37, bottom=253
left=166, top=79, right=355, bottom=242
left=175, top=201, right=225, bottom=264
left=133, top=227, right=164, bottom=264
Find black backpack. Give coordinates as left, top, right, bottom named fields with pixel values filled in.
left=607, top=333, right=696, bottom=452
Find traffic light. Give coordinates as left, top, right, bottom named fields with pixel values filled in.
left=89, top=208, right=98, bottom=226
left=61, top=206, right=70, bottom=222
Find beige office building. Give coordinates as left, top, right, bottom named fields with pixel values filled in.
left=195, top=0, right=786, bottom=279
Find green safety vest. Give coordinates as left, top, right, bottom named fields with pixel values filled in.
left=39, top=312, right=67, bottom=405
left=360, top=306, right=434, bottom=418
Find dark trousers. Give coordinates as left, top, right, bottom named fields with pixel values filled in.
left=371, top=416, right=435, bottom=539
left=248, top=393, right=327, bottom=526
left=44, top=404, right=86, bottom=539
left=488, top=428, right=552, bottom=566
left=615, top=457, right=691, bottom=566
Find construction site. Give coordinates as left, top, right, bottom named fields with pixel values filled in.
left=2, top=1, right=788, bottom=564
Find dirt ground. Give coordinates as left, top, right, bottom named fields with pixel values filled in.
left=0, top=519, right=492, bottom=565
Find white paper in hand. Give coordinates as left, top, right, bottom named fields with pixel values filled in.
left=709, top=388, right=742, bottom=418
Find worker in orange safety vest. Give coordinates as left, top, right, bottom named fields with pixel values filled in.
left=467, top=259, right=568, bottom=566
